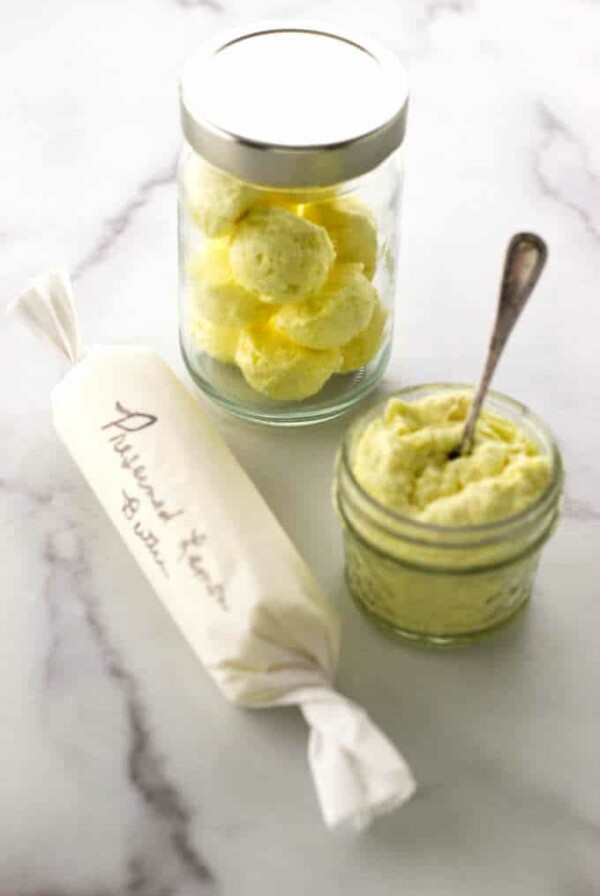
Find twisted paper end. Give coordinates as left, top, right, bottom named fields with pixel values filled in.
left=8, top=268, right=83, bottom=364
left=284, top=687, right=416, bottom=830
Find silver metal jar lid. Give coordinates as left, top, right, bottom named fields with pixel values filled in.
left=179, top=22, right=409, bottom=188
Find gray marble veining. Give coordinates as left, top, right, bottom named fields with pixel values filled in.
left=73, top=157, right=180, bottom=281
left=534, top=103, right=600, bottom=244
left=1, top=1, right=599, bottom=894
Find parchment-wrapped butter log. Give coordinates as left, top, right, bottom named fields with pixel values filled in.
left=10, top=270, right=416, bottom=830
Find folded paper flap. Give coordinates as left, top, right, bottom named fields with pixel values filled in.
left=9, top=268, right=83, bottom=364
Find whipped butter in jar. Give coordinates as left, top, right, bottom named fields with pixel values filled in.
left=334, top=385, right=563, bottom=647
left=178, top=23, right=408, bottom=425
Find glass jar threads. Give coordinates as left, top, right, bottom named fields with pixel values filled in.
left=334, top=385, right=563, bottom=648
left=178, top=23, right=409, bottom=425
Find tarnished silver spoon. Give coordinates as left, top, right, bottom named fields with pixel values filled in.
left=451, top=232, right=548, bottom=459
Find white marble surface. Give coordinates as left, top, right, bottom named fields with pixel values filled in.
left=1, top=0, right=599, bottom=892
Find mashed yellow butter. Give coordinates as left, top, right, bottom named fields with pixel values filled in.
left=236, top=326, right=341, bottom=400
left=187, top=244, right=272, bottom=328
left=353, top=392, right=551, bottom=526
left=229, top=207, right=335, bottom=302
left=271, top=264, right=376, bottom=350
left=304, top=197, right=378, bottom=280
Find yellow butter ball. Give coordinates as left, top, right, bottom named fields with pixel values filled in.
left=183, top=157, right=258, bottom=238
left=235, top=326, right=341, bottom=401
left=272, top=264, right=376, bottom=350
left=190, top=318, right=240, bottom=364
left=229, top=207, right=335, bottom=302
left=340, top=301, right=388, bottom=373
left=187, top=244, right=272, bottom=328
left=303, top=197, right=378, bottom=280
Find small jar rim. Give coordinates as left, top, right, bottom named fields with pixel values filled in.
left=339, top=383, right=564, bottom=540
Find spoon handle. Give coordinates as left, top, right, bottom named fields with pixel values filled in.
left=457, top=232, right=548, bottom=456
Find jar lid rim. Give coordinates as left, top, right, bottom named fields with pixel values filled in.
left=179, top=21, right=409, bottom=187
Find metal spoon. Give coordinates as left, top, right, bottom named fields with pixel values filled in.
left=451, top=232, right=548, bottom=459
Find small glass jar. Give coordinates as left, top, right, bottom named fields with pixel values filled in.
left=178, top=23, right=408, bottom=425
left=334, top=385, right=563, bottom=648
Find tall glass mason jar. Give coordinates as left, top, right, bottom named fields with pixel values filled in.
left=334, top=385, right=564, bottom=648
left=178, top=23, right=409, bottom=425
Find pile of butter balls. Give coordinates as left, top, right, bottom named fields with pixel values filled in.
left=183, top=157, right=387, bottom=401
